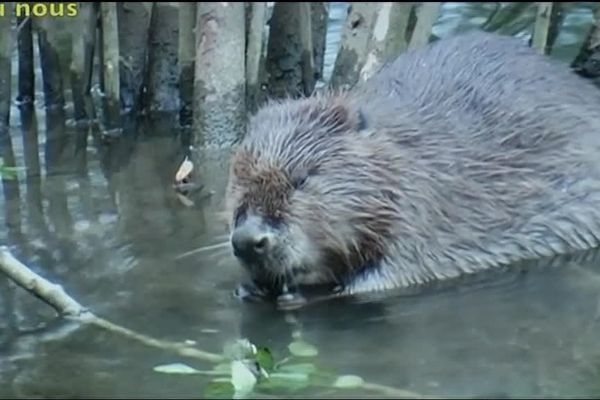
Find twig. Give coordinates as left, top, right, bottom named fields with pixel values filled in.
left=0, top=246, right=224, bottom=364
left=0, top=246, right=437, bottom=398
left=0, top=247, right=88, bottom=318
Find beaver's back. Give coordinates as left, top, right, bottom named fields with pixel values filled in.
left=353, top=31, right=600, bottom=194
left=357, top=31, right=600, bottom=153
left=341, top=31, right=600, bottom=290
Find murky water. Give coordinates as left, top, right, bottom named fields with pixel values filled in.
left=2, top=3, right=600, bottom=399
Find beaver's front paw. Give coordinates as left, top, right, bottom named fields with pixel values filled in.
left=276, top=291, right=308, bottom=311
left=233, top=282, right=268, bottom=303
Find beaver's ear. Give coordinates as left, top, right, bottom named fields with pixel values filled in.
left=300, top=100, right=368, bottom=134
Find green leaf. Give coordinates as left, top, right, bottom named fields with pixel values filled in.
left=231, top=360, right=257, bottom=396
left=269, top=372, right=310, bottom=383
left=278, top=362, right=316, bottom=375
left=0, top=165, right=19, bottom=180
left=333, top=374, right=365, bottom=389
left=257, top=371, right=311, bottom=393
left=255, top=347, right=275, bottom=372
left=153, top=362, right=201, bottom=375
left=211, top=377, right=233, bottom=383
left=212, top=362, right=232, bottom=374
left=204, top=380, right=235, bottom=399
left=288, top=341, right=319, bottom=357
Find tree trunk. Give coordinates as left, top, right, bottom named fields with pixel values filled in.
left=36, top=16, right=71, bottom=175
left=531, top=2, right=553, bottom=55
left=330, top=2, right=379, bottom=91
left=572, top=4, right=600, bottom=86
left=16, top=15, right=34, bottom=106
left=359, top=2, right=413, bottom=83
left=265, top=2, right=315, bottom=98
left=408, top=2, right=441, bottom=50
left=481, top=2, right=536, bottom=35
left=146, top=2, right=180, bottom=114
left=0, top=4, right=11, bottom=131
left=178, top=2, right=197, bottom=128
left=0, top=4, right=22, bottom=239
left=245, top=2, right=268, bottom=114
left=530, top=2, right=564, bottom=56
left=117, top=2, right=152, bottom=116
left=193, top=2, right=246, bottom=148
left=311, top=2, right=329, bottom=85
left=70, top=2, right=97, bottom=124
left=100, top=2, right=122, bottom=136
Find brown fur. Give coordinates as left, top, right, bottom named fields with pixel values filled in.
left=224, top=31, right=600, bottom=299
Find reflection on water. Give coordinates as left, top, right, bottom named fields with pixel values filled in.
left=2, top=2, right=600, bottom=399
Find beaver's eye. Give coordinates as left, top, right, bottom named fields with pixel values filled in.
left=234, top=204, right=248, bottom=226
left=291, top=167, right=318, bottom=189
left=292, top=175, right=307, bottom=189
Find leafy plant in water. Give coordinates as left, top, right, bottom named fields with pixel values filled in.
left=153, top=337, right=367, bottom=399
left=0, top=162, right=21, bottom=180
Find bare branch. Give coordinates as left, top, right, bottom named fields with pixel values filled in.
left=0, top=246, right=224, bottom=364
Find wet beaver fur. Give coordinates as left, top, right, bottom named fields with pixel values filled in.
left=224, top=31, right=600, bottom=308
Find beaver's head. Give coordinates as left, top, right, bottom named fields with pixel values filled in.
left=224, top=94, right=400, bottom=297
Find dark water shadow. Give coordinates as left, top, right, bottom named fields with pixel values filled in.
left=1, top=121, right=23, bottom=247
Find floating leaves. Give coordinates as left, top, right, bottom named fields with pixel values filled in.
left=153, top=362, right=201, bottom=375
left=172, top=155, right=202, bottom=207
left=175, top=156, right=194, bottom=183
left=288, top=340, right=319, bottom=357
left=279, top=362, right=317, bottom=375
left=259, top=371, right=312, bottom=392
left=151, top=337, right=402, bottom=399
left=333, top=374, right=365, bottom=389
left=203, top=380, right=235, bottom=399
left=0, top=163, right=23, bottom=180
left=255, top=347, right=275, bottom=373
left=231, top=360, right=258, bottom=396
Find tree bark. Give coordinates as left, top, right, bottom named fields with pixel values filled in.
left=0, top=4, right=22, bottom=240
left=146, top=2, right=180, bottom=114
left=178, top=2, right=197, bottom=127
left=70, top=2, right=96, bottom=123
left=571, top=3, right=600, bottom=86
left=311, top=2, right=329, bottom=85
left=359, top=2, right=413, bottom=83
left=117, top=2, right=151, bottom=116
left=0, top=3, right=11, bottom=130
left=265, top=2, right=315, bottom=98
left=408, top=2, right=441, bottom=50
left=532, top=3, right=553, bottom=55
left=100, top=2, right=122, bottom=136
left=193, top=2, right=246, bottom=148
left=36, top=15, right=71, bottom=175
left=330, top=2, right=379, bottom=91
left=16, top=15, right=34, bottom=106
left=245, top=2, right=268, bottom=113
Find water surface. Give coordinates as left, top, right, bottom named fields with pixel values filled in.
left=2, top=3, right=600, bottom=399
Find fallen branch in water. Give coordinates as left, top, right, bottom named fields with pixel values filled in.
left=0, top=246, right=435, bottom=399
left=0, top=246, right=224, bottom=363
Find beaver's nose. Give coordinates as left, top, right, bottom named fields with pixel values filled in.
left=231, top=223, right=270, bottom=263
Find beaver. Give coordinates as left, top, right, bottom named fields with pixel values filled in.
left=223, top=31, right=600, bottom=309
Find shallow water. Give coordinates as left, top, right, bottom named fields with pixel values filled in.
left=2, top=3, right=600, bottom=399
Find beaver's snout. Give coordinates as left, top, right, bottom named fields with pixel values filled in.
left=231, top=216, right=271, bottom=265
